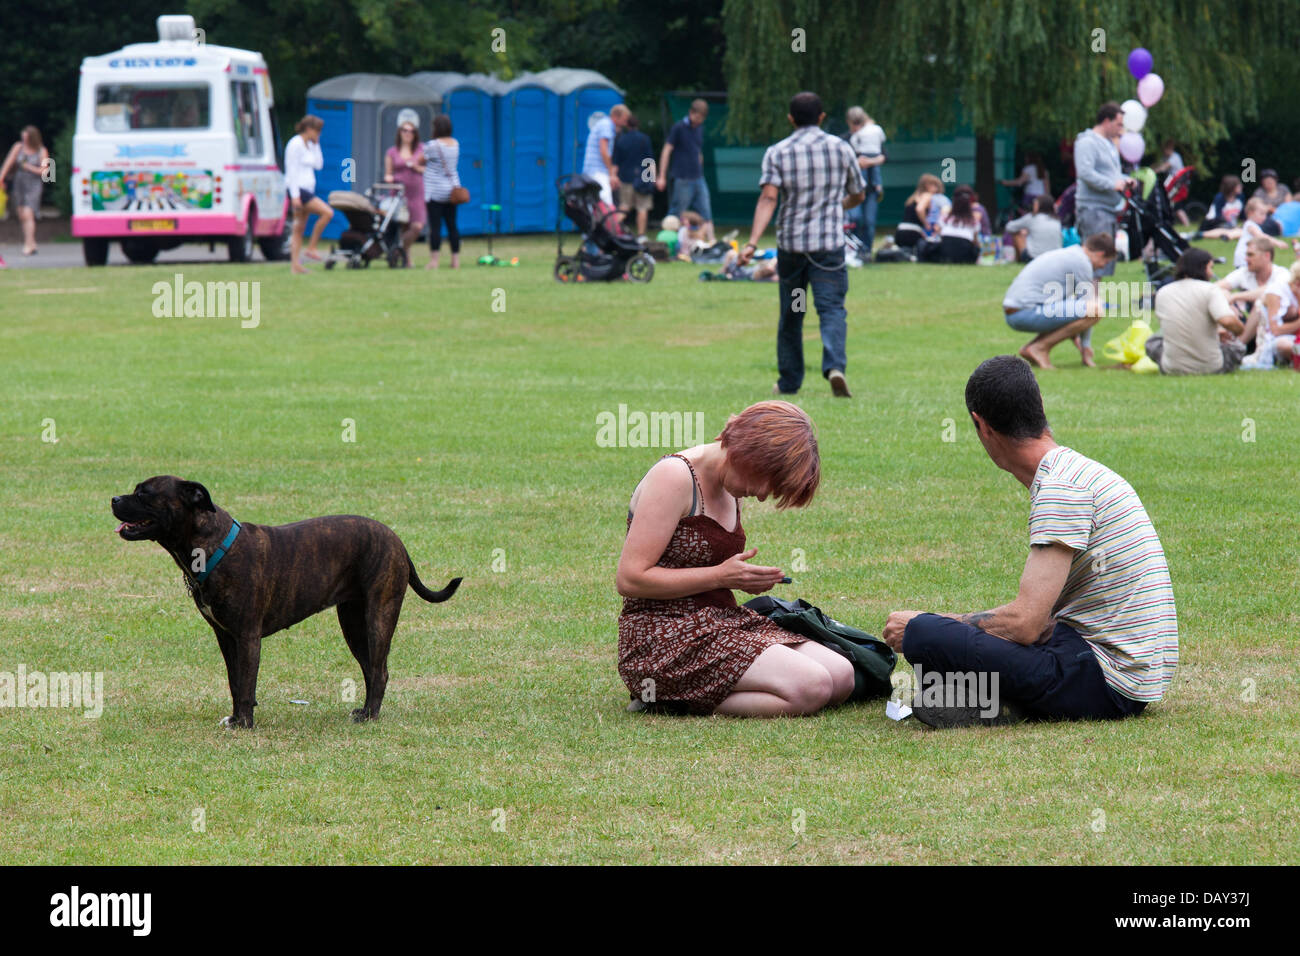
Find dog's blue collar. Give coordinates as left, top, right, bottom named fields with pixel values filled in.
left=194, top=520, right=241, bottom=584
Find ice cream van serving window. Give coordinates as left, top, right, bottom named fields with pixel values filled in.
left=95, top=84, right=211, bottom=132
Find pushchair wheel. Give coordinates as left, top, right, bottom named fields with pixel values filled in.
left=324, top=258, right=336, bottom=270
left=554, top=256, right=578, bottom=283
left=386, top=247, right=407, bottom=269
left=626, top=252, right=655, bottom=283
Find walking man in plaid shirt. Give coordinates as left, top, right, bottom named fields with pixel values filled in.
left=740, top=91, right=867, bottom=397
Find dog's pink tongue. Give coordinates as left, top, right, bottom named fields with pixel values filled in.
left=116, top=522, right=127, bottom=534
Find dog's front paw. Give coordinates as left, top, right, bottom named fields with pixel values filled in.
left=350, top=707, right=373, bottom=723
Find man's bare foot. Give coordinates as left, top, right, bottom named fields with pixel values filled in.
left=1020, top=343, right=1055, bottom=369
left=1073, top=336, right=1097, bottom=367
left=291, top=263, right=310, bottom=275
left=303, top=249, right=324, bottom=262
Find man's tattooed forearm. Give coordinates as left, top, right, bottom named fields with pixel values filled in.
left=959, top=610, right=996, bottom=632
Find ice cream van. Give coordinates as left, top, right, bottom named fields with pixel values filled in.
left=72, top=14, right=288, bottom=265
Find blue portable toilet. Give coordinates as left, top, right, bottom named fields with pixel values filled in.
left=407, top=71, right=504, bottom=236
left=535, top=68, right=624, bottom=184
left=305, top=73, right=436, bottom=238
left=496, top=72, right=561, bottom=233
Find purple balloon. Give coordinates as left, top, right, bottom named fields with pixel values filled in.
left=1137, top=72, right=1164, bottom=108
left=1119, top=132, right=1146, bottom=165
left=1128, top=47, right=1153, bottom=80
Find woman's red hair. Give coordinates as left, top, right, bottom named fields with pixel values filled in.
left=718, top=401, right=820, bottom=509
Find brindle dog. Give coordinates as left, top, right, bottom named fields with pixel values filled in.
left=112, top=476, right=461, bottom=728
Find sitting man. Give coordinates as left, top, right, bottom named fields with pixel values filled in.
left=883, top=355, right=1179, bottom=728
left=1144, top=248, right=1246, bottom=375
left=1216, top=237, right=1291, bottom=369
left=1001, top=233, right=1116, bottom=369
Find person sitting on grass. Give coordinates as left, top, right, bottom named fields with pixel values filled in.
left=1229, top=198, right=1289, bottom=269
left=1001, top=233, right=1117, bottom=369
left=882, top=355, right=1179, bottom=728
left=1197, top=174, right=1244, bottom=235
left=655, top=214, right=681, bottom=257
left=1267, top=261, right=1300, bottom=368
left=895, top=173, right=942, bottom=250
left=1144, top=248, right=1246, bottom=375
left=676, top=211, right=706, bottom=261
left=1217, top=237, right=1291, bottom=369
left=616, top=401, right=853, bottom=717
left=1005, top=194, right=1062, bottom=263
left=920, top=184, right=980, bottom=263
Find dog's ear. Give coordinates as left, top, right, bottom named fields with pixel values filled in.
left=179, top=481, right=216, bottom=512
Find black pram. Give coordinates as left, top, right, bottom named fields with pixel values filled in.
left=553, top=174, right=654, bottom=283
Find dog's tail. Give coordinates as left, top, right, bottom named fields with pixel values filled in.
left=408, top=557, right=462, bottom=603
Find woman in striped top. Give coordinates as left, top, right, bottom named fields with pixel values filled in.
left=423, top=115, right=462, bottom=270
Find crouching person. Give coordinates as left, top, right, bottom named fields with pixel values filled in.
left=882, top=356, right=1179, bottom=728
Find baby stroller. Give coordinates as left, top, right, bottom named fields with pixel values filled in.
left=323, top=183, right=409, bottom=270
left=554, top=174, right=655, bottom=283
left=1120, top=174, right=1189, bottom=289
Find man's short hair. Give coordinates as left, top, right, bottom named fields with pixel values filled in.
left=1096, top=101, right=1122, bottom=124
left=1248, top=236, right=1275, bottom=258
left=789, top=92, right=824, bottom=127
left=611, top=103, right=629, bottom=119
left=1083, top=232, right=1116, bottom=258
left=965, top=356, right=1050, bottom=441
left=690, top=99, right=709, bottom=117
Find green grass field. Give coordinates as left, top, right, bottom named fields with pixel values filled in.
left=2, top=235, right=1297, bottom=864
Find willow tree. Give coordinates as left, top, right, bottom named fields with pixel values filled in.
left=723, top=0, right=1294, bottom=212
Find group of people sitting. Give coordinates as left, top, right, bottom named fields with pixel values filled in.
left=894, top=174, right=997, bottom=263
left=998, top=231, right=1300, bottom=373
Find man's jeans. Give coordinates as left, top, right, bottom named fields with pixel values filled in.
left=1075, top=203, right=1119, bottom=349
left=902, top=613, right=1147, bottom=720
left=848, top=190, right=878, bottom=254
left=776, top=248, right=848, bottom=394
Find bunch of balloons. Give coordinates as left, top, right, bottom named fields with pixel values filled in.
left=1118, top=47, right=1164, bottom=165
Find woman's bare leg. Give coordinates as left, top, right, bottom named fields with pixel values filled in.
left=793, top=641, right=855, bottom=704
left=304, top=198, right=332, bottom=258
left=714, top=644, right=835, bottom=717
left=20, top=208, right=36, bottom=253
left=290, top=208, right=309, bottom=274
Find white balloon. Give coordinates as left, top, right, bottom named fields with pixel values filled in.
left=1122, top=99, right=1147, bottom=133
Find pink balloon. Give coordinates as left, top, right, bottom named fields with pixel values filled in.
left=1137, top=73, right=1164, bottom=107
left=1119, top=132, right=1146, bottom=164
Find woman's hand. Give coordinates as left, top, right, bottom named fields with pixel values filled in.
left=717, top=548, right=784, bottom=594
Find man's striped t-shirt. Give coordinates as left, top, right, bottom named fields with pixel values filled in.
left=1029, top=445, right=1179, bottom=701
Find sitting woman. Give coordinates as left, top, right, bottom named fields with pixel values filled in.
left=895, top=173, right=942, bottom=250
left=616, top=401, right=853, bottom=717
left=1198, top=174, right=1244, bottom=236
left=920, top=185, right=981, bottom=263
left=1005, top=194, right=1062, bottom=262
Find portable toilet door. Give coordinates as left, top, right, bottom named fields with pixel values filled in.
left=497, top=73, right=559, bottom=233
left=306, top=73, right=436, bottom=238
left=535, top=68, right=623, bottom=185
left=408, top=71, right=502, bottom=236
